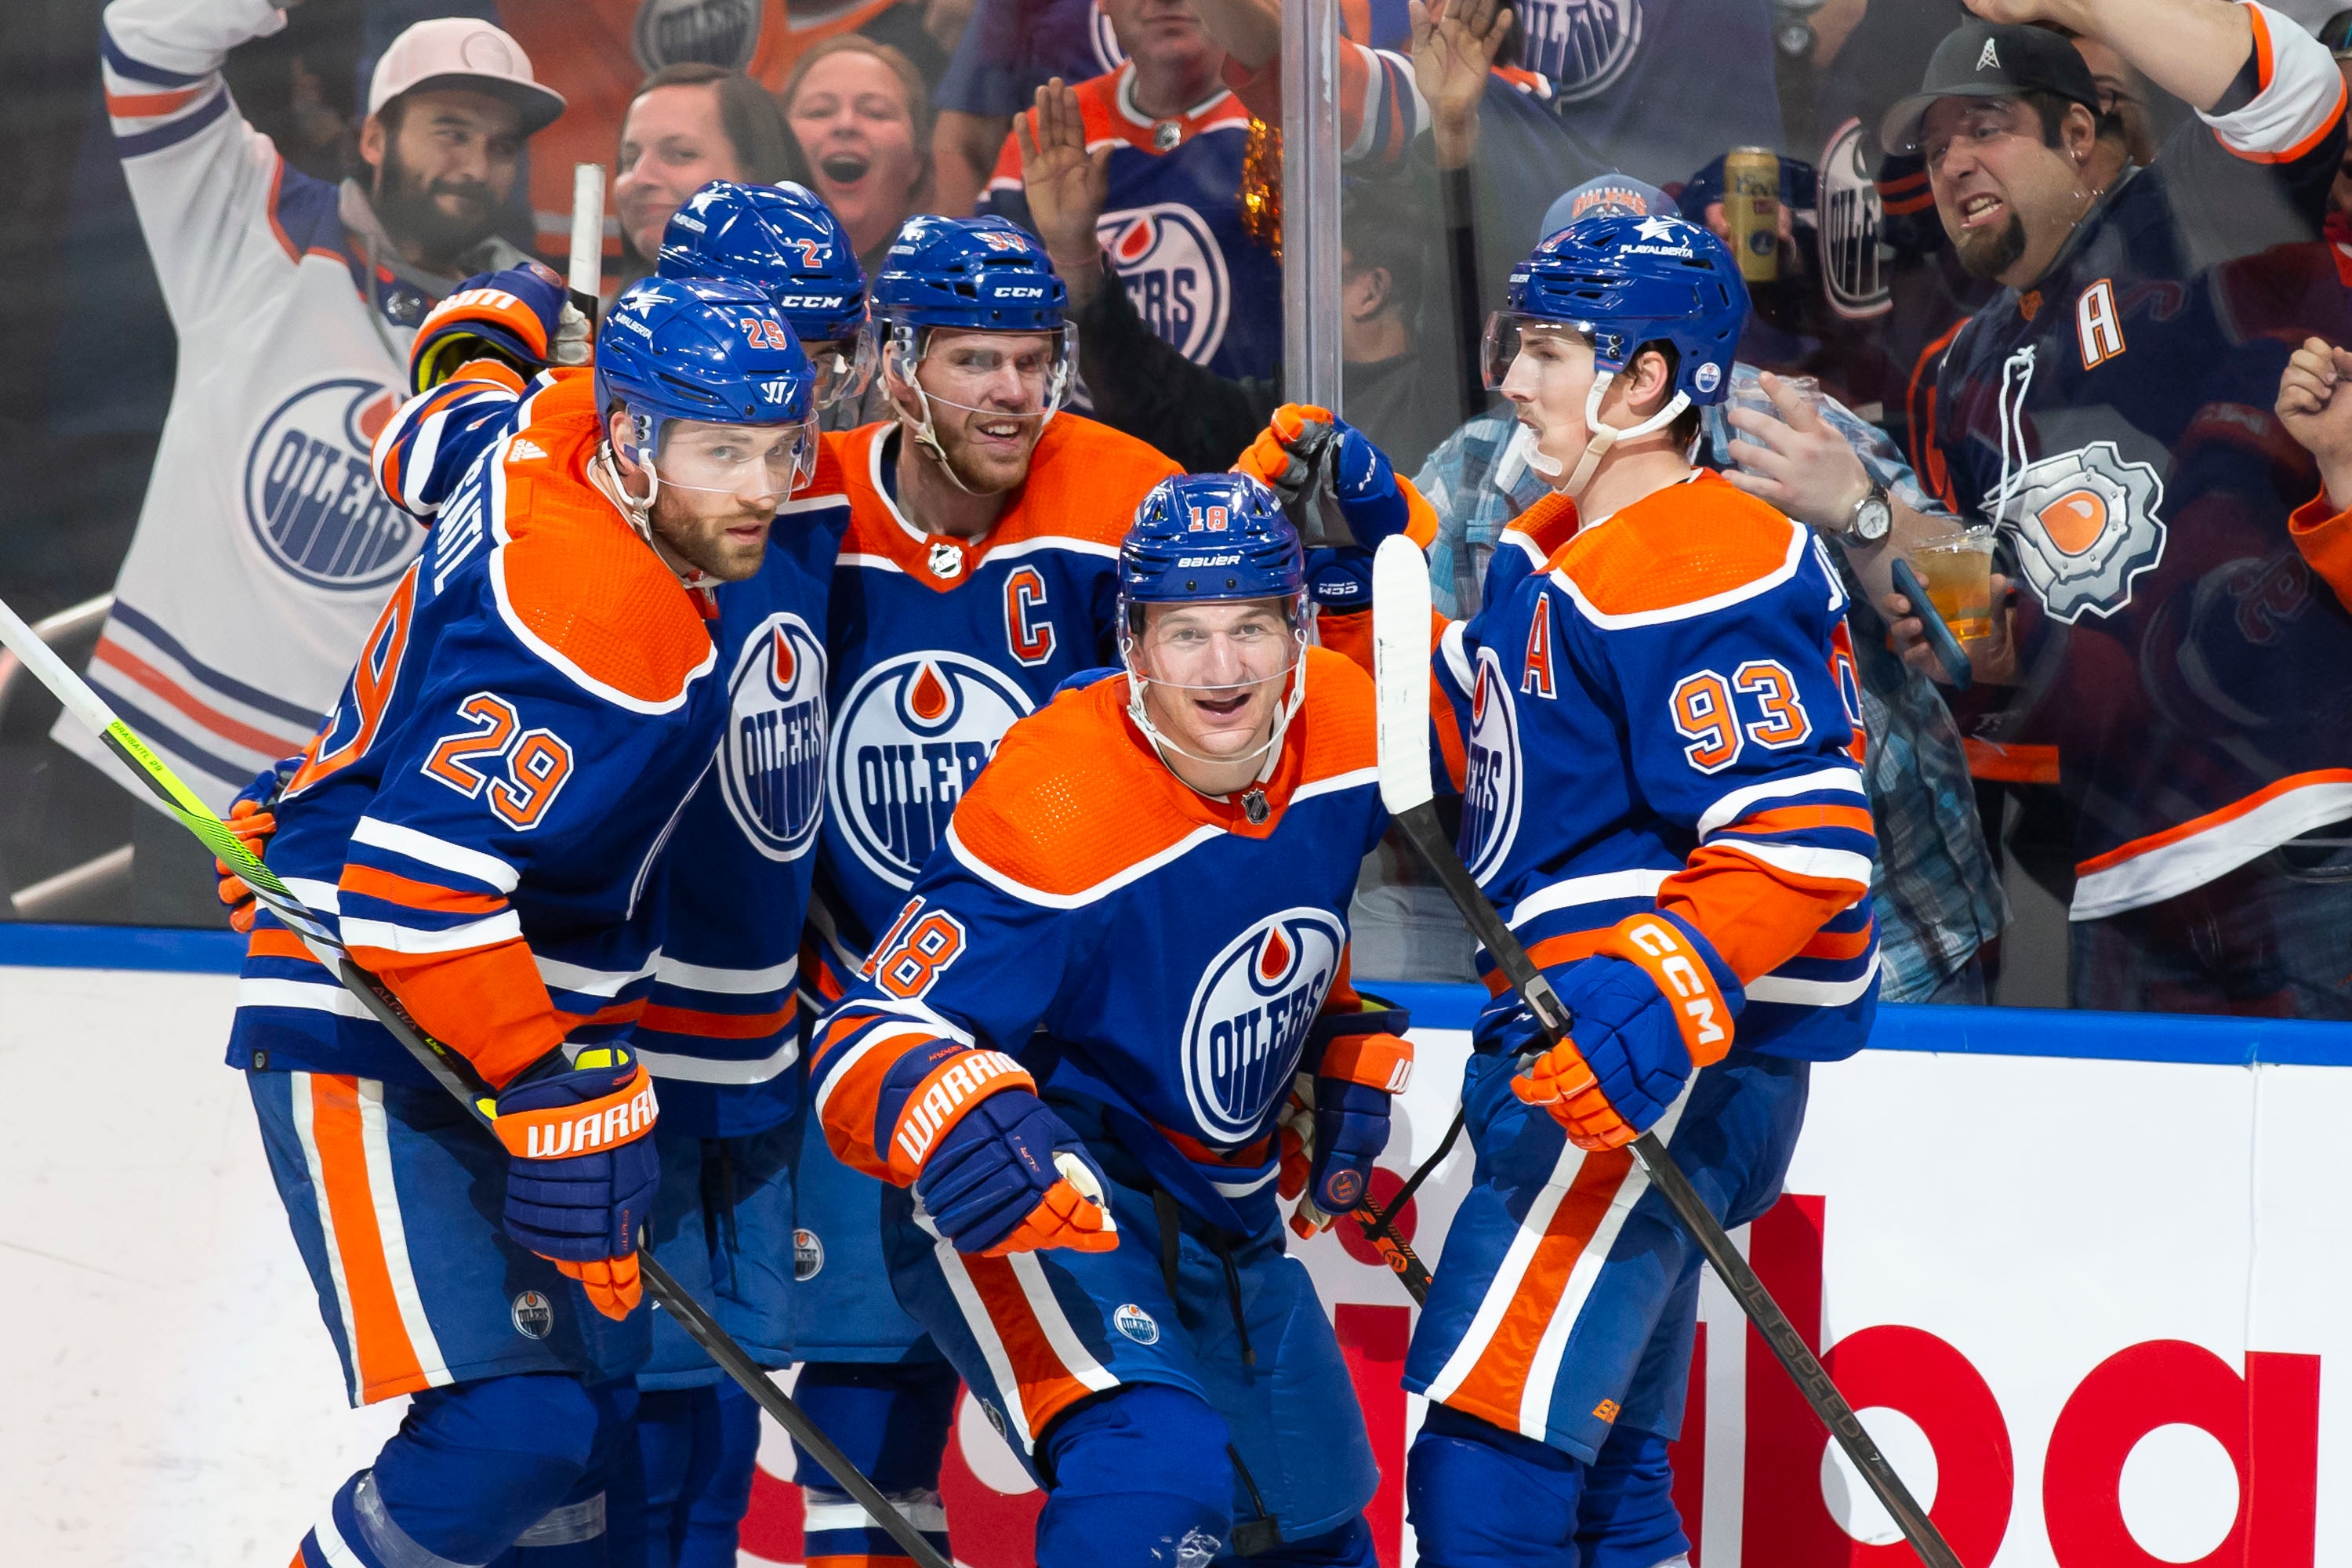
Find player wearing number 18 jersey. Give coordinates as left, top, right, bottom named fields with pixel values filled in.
left=1327, top=216, right=1879, bottom=1566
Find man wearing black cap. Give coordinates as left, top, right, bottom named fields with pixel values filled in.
left=1882, top=0, right=2352, bottom=1017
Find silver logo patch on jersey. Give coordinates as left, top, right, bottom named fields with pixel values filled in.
left=242, top=376, right=421, bottom=592
left=719, top=613, right=828, bottom=862
left=829, top=652, right=1034, bottom=890
left=1179, top=909, right=1343, bottom=1144
left=2002, top=441, right=2168, bottom=624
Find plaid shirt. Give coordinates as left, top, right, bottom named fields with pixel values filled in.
left=1410, top=369, right=2006, bottom=1000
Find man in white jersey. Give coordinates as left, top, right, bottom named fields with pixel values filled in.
left=69, top=1, right=563, bottom=912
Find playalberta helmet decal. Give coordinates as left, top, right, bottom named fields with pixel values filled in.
left=719, top=613, right=829, bottom=861
left=1179, top=907, right=1345, bottom=1144
left=829, top=651, right=1033, bottom=888
left=243, top=376, right=420, bottom=592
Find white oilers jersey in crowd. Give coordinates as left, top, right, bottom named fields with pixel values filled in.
left=228, top=369, right=727, bottom=1090
left=79, top=0, right=501, bottom=810
left=372, top=368, right=853, bottom=1134
left=1434, top=476, right=1880, bottom=1058
left=806, top=418, right=1178, bottom=990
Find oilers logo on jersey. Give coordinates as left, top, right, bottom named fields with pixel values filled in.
left=1098, top=203, right=1232, bottom=367
left=1521, top=0, right=1643, bottom=104
left=719, top=612, right=829, bottom=862
left=1459, top=648, right=1526, bottom=884
left=1180, top=908, right=1344, bottom=1143
left=244, top=376, right=419, bottom=591
left=830, top=652, right=1034, bottom=888
left=2002, top=441, right=2169, bottom=623
left=1819, top=118, right=1890, bottom=321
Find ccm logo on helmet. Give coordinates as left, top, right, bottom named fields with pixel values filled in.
left=774, top=293, right=850, bottom=310
left=1622, top=917, right=1726, bottom=1048
left=1000, top=286, right=1046, bottom=299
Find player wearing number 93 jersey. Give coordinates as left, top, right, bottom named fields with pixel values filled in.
left=1336, top=215, right=1881, bottom=1566
left=229, top=277, right=816, bottom=1568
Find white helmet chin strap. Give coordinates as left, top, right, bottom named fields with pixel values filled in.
left=590, top=445, right=719, bottom=591
left=1553, top=369, right=1692, bottom=499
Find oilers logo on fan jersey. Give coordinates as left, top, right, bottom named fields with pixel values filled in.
left=245, top=376, right=419, bottom=591
left=1181, top=908, right=1343, bottom=1142
left=830, top=652, right=1034, bottom=889
left=1998, top=441, right=2168, bottom=624
left=1098, top=203, right=1232, bottom=367
left=719, top=612, right=829, bottom=862
left=1458, top=646, right=1524, bottom=884
left=1521, top=0, right=1642, bottom=103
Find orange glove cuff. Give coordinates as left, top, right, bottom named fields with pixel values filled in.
left=1319, top=1031, right=1414, bottom=1093
left=491, top=1062, right=659, bottom=1159
left=1595, top=913, right=1736, bottom=1069
left=884, top=1048, right=1037, bottom=1185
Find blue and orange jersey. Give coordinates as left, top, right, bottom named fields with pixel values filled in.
left=370, top=362, right=853, bottom=1133
left=809, top=651, right=1388, bottom=1232
left=1430, top=471, right=1878, bottom=1060
left=983, top=61, right=1286, bottom=383
left=808, top=416, right=1181, bottom=990
left=227, top=370, right=728, bottom=1089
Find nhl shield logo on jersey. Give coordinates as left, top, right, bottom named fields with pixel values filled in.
left=1180, top=909, right=1345, bottom=1143
left=2001, top=441, right=2168, bottom=624
left=1521, top=0, right=1643, bottom=103
left=1461, top=648, right=1524, bottom=884
left=831, top=652, right=1033, bottom=888
left=720, top=614, right=828, bottom=862
left=243, top=376, right=421, bottom=592
left=1097, top=204, right=1232, bottom=366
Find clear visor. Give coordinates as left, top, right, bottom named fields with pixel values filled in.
left=1119, top=597, right=1307, bottom=691
left=807, top=334, right=876, bottom=412
left=878, top=323, right=1076, bottom=423
left=650, top=416, right=819, bottom=499
left=1481, top=313, right=1597, bottom=392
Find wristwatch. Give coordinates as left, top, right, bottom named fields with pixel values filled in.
left=1847, top=479, right=1893, bottom=543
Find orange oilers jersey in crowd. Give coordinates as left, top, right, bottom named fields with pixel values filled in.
left=1432, top=472, right=1880, bottom=1058
left=227, top=368, right=728, bottom=1091
left=806, top=416, right=1180, bottom=986
left=808, top=652, right=1391, bottom=1232
left=375, top=366, right=854, bottom=1134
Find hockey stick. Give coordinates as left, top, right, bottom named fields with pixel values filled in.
left=1368, top=539, right=1962, bottom=1568
left=0, top=593, right=953, bottom=1568
left=566, top=162, right=606, bottom=326
left=1348, top=1102, right=1468, bottom=1305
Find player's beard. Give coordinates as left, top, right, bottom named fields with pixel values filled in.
left=650, top=497, right=773, bottom=583
left=1953, top=209, right=2029, bottom=282
left=929, top=406, right=1043, bottom=496
left=372, top=143, right=500, bottom=275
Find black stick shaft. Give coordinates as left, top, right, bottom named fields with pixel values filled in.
left=1389, top=802, right=1962, bottom=1568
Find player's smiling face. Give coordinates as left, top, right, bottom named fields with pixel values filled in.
left=900, top=329, right=1058, bottom=493
left=1922, top=96, right=2097, bottom=288
left=1134, top=599, right=1294, bottom=764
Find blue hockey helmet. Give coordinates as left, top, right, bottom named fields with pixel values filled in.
left=870, top=214, right=1067, bottom=332
left=594, top=275, right=817, bottom=493
left=657, top=180, right=869, bottom=408
left=1482, top=214, right=1748, bottom=494
left=1120, top=474, right=1304, bottom=608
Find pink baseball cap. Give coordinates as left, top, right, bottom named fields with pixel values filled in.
left=367, top=18, right=566, bottom=134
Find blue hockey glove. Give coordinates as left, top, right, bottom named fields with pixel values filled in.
left=1494, top=913, right=1744, bottom=1150
left=914, top=1088, right=1118, bottom=1256
left=1305, top=546, right=1376, bottom=614
left=492, top=1046, right=660, bottom=1319
left=410, top=260, right=582, bottom=393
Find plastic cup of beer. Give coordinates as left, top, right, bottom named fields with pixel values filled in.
left=1723, top=374, right=1819, bottom=427
left=1913, top=528, right=1998, bottom=648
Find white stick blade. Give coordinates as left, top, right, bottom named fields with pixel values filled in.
left=1372, top=534, right=1436, bottom=815
left=568, top=163, right=607, bottom=299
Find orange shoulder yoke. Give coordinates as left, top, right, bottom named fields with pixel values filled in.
left=492, top=394, right=713, bottom=705
left=1555, top=471, right=1801, bottom=618
left=993, top=414, right=1185, bottom=548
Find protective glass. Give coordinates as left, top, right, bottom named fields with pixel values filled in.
left=1481, top=313, right=1595, bottom=392
left=652, top=416, right=819, bottom=498
left=806, top=332, right=876, bottom=411
left=1121, top=599, right=1306, bottom=692
left=880, top=322, right=1076, bottom=422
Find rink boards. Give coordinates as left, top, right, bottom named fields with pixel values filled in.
left=4, top=929, right=2349, bottom=1566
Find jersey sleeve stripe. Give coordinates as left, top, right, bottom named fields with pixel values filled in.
left=654, top=954, right=798, bottom=994
left=633, top=1036, right=800, bottom=1085
left=110, top=85, right=230, bottom=156
left=349, top=816, right=521, bottom=893
left=637, top=1000, right=797, bottom=1040
left=337, top=863, right=508, bottom=917
left=2202, top=2, right=2347, bottom=162
left=1693, top=764, right=1866, bottom=839
left=106, top=85, right=208, bottom=117
left=1746, top=949, right=1880, bottom=1007
left=339, top=910, right=522, bottom=956
left=1506, top=868, right=1673, bottom=928
left=531, top=951, right=662, bottom=998
left=99, top=27, right=207, bottom=86
left=238, top=975, right=371, bottom=1018
left=1704, top=837, right=1874, bottom=890
left=1707, top=803, right=1878, bottom=842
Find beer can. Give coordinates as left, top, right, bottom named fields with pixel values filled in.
left=1724, top=146, right=1780, bottom=285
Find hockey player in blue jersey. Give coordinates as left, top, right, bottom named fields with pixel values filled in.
left=790, top=213, right=1181, bottom=1565
left=1287, top=214, right=1880, bottom=1565
left=808, top=474, right=1406, bottom=1566
left=227, top=275, right=815, bottom=1568
left=344, top=182, right=872, bottom=1566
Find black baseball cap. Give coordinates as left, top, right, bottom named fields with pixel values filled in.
left=1878, top=21, right=2101, bottom=156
